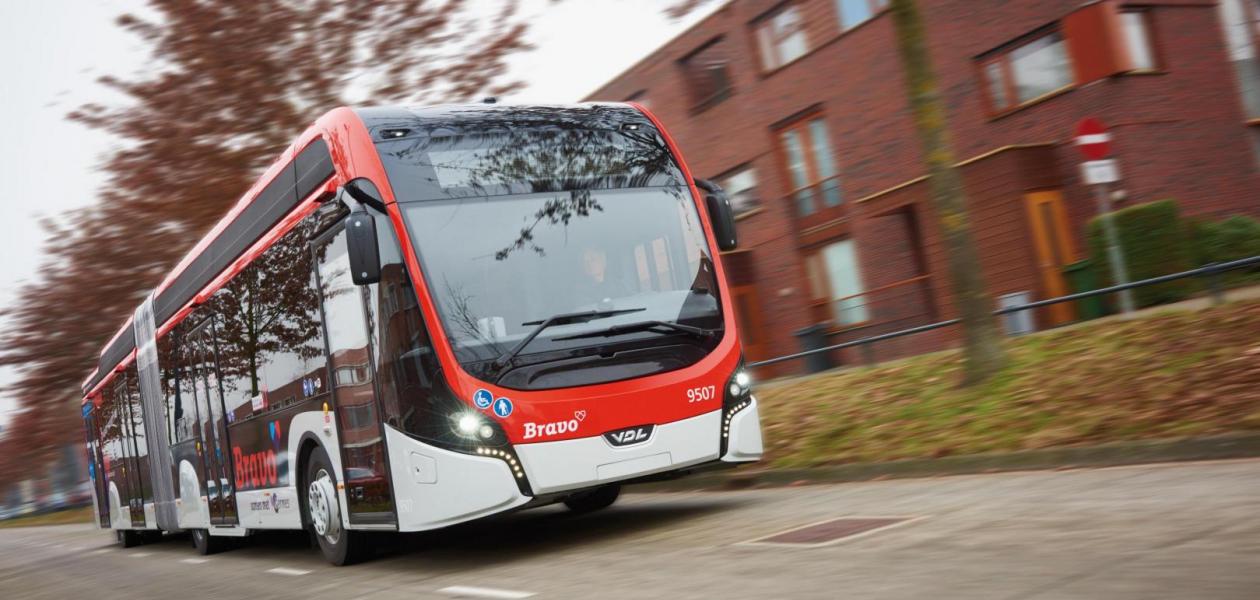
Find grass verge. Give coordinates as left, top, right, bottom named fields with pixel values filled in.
left=757, top=299, right=1260, bottom=469
left=0, top=506, right=94, bottom=529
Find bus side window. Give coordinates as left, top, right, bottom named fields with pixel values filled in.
left=367, top=214, right=439, bottom=433
left=253, top=218, right=327, bottom=413
left=175, top=330, right=199, bottom=443
left=207, top=217, right=327, bottom=420
left=157, top=334, right=179, bottom=443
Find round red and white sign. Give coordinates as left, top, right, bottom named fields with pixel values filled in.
left=1074, top=117, right=1111, bottom=161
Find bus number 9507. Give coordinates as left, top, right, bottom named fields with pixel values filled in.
left=687, top=385, right=716, bottom=403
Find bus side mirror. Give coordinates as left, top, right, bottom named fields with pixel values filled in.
left=695, top=179, right=738, bottom=252
left=345, top=210, right=381, bottom=285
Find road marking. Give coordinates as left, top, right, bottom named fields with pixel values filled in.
left=266, top=567, right=312, bottom=576
left=437, top=585, right=536, bottom=599
left=130, top=552, right=152, bottom=558
left=90, top=549, right=109, bottom=555
left=68, top=546, right=82, bottom=551
left=180, top=558, right=209, bottom=564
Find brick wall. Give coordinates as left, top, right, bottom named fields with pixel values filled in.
left=586, top=0, right=1260, bottom=372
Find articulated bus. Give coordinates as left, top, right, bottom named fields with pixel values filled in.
left=78, top=102, right=763, bottom=565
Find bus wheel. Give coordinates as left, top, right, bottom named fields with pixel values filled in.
left=118, top=529, right=142, bottom=548
left=304, top=446, right=368, bottom=566
left=191, top=528, right=227, bottom=555
left=563, top=484, right=621, bottom=514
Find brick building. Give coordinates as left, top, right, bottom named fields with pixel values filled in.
left=585, top=0, right=1260, bottom=375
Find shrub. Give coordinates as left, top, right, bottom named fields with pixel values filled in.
left=1187, top=214, right=1260, bottom=285
left=1188, top=215, right=1260, bottom=265
left=1088, top=199, right=1194, bottom=308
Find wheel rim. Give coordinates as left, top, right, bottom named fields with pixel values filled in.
left=307, top=468, right=341, bottom=545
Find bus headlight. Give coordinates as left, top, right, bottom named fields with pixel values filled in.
left=452, top=412, right=500, bottom=441
left=728, top=370, right=752, bottom=398
left=721, top=365, right=754, bottom=453
left=456, top=413, right=480, bottom=436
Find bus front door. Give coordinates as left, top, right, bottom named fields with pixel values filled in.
left=313, top=225, right=396, bottom=526
left=189, top=323, right=239, bottom=526
left=82, top=407, right=110, bottom=527
left=115, top=377, right=146, bottom=527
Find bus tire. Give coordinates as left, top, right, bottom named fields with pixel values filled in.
left=191, top=528, right=227, bottom=555
left=304, top=446, right=368, bottom=566
left=563, top=484, right=621, bottom=514
left=118, top=529, right=142, bottom=548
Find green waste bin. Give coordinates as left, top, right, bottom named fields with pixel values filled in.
left=1063, top=259, right=1107, bottom=320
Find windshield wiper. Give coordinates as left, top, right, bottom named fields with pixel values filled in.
left=493, top=308, right=646, bottom=369
left=553, top=320, right=720, bottom=342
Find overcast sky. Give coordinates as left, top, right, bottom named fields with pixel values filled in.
left=0, top=0, right=720, bottom=427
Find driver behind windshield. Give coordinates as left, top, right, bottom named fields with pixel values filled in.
left=573, top=247, right=632, bottom=308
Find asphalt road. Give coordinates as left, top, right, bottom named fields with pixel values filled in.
left=2, top=459, right=1258, bottom=599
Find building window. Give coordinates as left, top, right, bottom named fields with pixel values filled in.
left=1120, top=10, right=1158, bottom=72
left=777, top=115, right=842, bottom=216
left=756, top=4, right=809, bottom=71
left=807, top=239, right=868, bottom=325
left=335, top=364, right=370, bottom=387
left=718, top=165, right=759, bottom=216
left=1220, top=0, right=1260, bottom=119
left=981, top=31, right=1074, bottom=112
left=836, top=0, right=888, bottom=31
left=680, top=38, right=734, bottom=111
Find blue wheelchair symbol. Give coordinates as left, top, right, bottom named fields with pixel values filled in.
left=473, top=389, right=494, bottom=410
left=493, top=397, right=514, bottom=418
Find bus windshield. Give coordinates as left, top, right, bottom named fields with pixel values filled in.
left=377, top=123, right=724, bottom=380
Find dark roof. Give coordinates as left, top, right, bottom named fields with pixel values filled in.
left=353, top=103, right=653, bottom=142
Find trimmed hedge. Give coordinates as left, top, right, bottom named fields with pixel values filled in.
left=1087, top=200, right=1194, bottom=308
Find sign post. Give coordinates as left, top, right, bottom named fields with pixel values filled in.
left=1075, top=118, right=1134, bottom=315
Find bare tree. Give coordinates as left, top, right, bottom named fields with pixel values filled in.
left=888, top=0, right=1005, bottom=383
left=662, top=0, right=1006, bottom=383
left=0, top=0, right=538, bottom=475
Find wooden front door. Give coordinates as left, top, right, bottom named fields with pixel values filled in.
left=730, top=284, right=767, bottom=363
left=1024, top=190, right=1078, bottom=326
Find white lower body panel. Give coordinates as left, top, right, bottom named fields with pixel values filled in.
left=515, top=409, right=722, bottom=495
left=385, top=425, right=530, bottom=532
left=722, top=396, right=764, bottom=463
left=176, top=459, right=210, bottom=529
left=237, top=488, right=302, bottom=529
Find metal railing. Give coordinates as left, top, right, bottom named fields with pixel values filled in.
left=749, top=254, right=1260, bottom=369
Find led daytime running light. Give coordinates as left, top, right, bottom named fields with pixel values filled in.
left=722, top=398, right=752, bottom=439
left=476, top=446, right=526, bottom=479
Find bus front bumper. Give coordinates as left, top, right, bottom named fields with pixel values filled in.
left=385, top=425, right=531, bottom=532
left=514, top=398, right=763, bottom=496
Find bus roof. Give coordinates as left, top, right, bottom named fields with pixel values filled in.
left=82, top=107, right=349, bottom=399
left=80, top=103, right=638, bottom=400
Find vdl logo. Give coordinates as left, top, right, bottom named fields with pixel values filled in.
left=603, top=424, right=655, bottom=447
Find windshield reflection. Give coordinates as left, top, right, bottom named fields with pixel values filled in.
left=374, top=105, right=724, bottom=380
left=402, top=188, right=721, bottom=372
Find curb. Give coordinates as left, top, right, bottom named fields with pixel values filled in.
left=629, top=432, right=1260, bottom=492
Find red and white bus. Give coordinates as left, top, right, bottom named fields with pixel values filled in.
left=78, top=103, right=762, bottom=565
